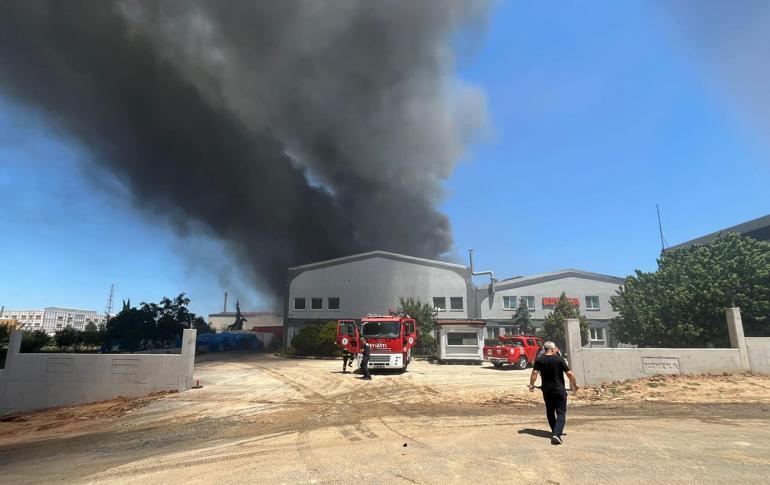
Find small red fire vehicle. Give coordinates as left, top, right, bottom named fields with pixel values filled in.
left=483, top=335, right=544, bottom=369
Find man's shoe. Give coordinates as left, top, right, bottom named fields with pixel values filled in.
left=551, top=435, right=563, bottom=445
left=343, top=370, right=347, bottom=374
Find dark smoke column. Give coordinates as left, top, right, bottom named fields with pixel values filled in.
left=0, top=1, right=489, bottom=299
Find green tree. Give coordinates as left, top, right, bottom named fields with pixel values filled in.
left=611, top=233, right=770, bottom=347
left=513, top=299, right=534, bottom=335
left=81, top=322, right=105, bottom=349
left=54, top=325, right=82, bottom=351
left=21, top=329, right=51, bottom=352
left=106, top=306, right=156, bottom=351
left=542, top=292, right=589, bottom=350
left=192, top=316, right=215, bottom=334
left=398, top=297, right=437, bottom=354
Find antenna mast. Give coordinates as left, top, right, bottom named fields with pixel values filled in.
left=656, top=204, right=667, bottom=251
left=104, top=283, right=115, bottom=323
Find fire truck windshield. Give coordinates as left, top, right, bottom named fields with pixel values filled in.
left=362, top=321, right=401, bottom=338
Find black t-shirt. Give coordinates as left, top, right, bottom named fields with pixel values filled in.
left=534, top=354, right=570, bottom=394
left=361, top=343, right=370, bottom=358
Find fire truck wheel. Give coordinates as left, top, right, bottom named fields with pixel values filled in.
left=515, top=355, right=528, bottom=370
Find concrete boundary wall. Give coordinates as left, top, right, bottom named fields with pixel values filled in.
left=565, top=309, right=770, bottom=387
left=747, top=337, right=770, bottom=374
left=0, top=329, right=196, bottom=416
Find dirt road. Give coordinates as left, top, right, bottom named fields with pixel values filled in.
left=1, top=353, right=769, bottom=484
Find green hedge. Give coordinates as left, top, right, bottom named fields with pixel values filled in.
left=291, top=321, right=339, bottom=356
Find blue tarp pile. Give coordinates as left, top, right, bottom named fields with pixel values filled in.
left=195, top=332, right=263, bottom=352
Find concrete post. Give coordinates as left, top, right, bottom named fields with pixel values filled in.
left=0, top=331, right=22, bottom=415
left=725, top=308, right=750, bottom=371
left=177, top=329, right=197, bottom=391
left=563, top=318, right=586, bottom=387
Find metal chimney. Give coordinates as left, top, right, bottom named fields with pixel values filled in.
left=468, top=249, right=495, bottom=294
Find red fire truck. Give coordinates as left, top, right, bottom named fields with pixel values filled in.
left=337, top=313, right=418, bottom=372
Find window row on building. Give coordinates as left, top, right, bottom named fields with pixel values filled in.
left=501, top=295, right=601, bottom=311
left=293, top=297, right=341, bottom=311
left=432, top=296, right=464, bottom=311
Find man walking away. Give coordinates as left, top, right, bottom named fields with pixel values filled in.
left=360, top=337, right=372, bottom=380
left=529, top=341, right=579, bottom=444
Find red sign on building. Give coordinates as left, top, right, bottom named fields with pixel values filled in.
left=542, top=297, right=580, bottom=308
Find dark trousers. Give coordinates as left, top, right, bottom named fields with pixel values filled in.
left=361, top=357, right=371, bottom=378
left=342, top=354, right=351, bottom=371
left=543, top=392, right=567, bottom=437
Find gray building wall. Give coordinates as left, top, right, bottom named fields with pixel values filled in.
left=284, top=252, right=474, bottom=348
left=287, top=252, right=472, bottom=322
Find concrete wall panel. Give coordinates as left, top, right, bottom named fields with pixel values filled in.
left=0, top=329, right=196, bottom=416
left=746, top=337, right=770, bottom=374
left=578, top=348, right=744, bottom=386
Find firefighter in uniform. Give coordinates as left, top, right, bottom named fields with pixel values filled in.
left=341, top=348, right=355, bottom=373
left=360, top=337, right=372, bottom=380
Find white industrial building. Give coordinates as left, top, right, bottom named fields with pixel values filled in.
left=0, top=307, right=106, bottom=334
left=477, top=269, right=625, bottom=347
left=284, top=251, right=626, bottom=358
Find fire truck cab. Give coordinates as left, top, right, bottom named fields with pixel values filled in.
left=337, top=313, right=418, bottom=372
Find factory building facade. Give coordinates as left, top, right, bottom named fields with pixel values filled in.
left=477, top=270, right=625, bottom=347
left=284, top=251, right=625, bottom=350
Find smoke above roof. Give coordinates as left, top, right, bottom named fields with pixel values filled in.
left=0, top=1, right=489, bottom=299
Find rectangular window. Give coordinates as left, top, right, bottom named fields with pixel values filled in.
left=447, top=332, right=478, bottom=346
left=35, top=315, right=41, bottom=319
left=294, top=298, right=306, bottom=310
left=503, top=296, right=517, bottom=310
left=590, top=328, right=605, bottom=341
left=311, top=297, right=323, bottom=310
left=57, top=316, right=64, bottom=321
left=433, top=297, right=446, bottom=311
left=327, top=297, right=340, bottom=310
left=586, top=296, right=600, bottom=310
left=450, top=297, right=463, bottom=311
left=520, top=296, right=535, bottom=311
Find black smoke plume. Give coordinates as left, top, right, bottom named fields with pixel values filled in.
left=0, top=1, right=488, bottom=299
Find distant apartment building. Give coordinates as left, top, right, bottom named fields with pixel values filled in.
left=0, top=307, right=106, bottom=334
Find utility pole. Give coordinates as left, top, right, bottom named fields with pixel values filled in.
left=104, top=283, right=115, bottom=323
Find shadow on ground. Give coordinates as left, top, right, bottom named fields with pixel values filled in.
left=517, top=428, right=551, bottom=439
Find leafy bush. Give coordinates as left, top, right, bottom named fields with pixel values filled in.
left=291, top=321, right=338, bottom=356
left=21, top=330, right=51, bottom=352
left=54, top=325, right=82, bottom=351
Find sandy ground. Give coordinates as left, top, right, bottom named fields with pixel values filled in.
left=1, top=353, right=769, bottom=484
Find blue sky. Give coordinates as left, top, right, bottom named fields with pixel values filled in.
left=2, top=1, right=769, bottom=316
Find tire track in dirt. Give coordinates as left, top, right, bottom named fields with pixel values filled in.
left=251, top=363, right=327, bottom=402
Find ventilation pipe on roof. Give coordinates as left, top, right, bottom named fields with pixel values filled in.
left=468, top=249, right=495, bottom=294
